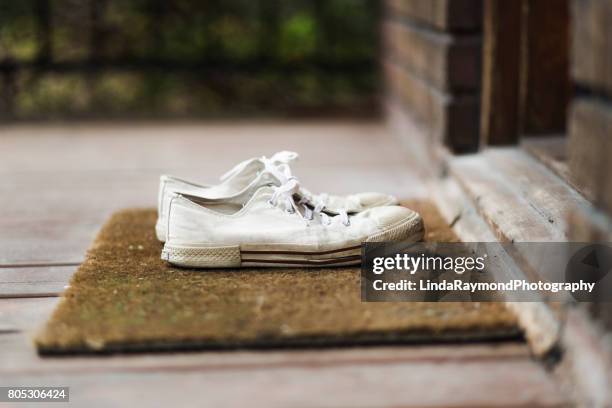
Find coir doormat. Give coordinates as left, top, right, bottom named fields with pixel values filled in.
left=36, top=201, right=520, bottom=354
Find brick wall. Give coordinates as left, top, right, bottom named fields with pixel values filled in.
left=383, top=0, right=483, bottom=154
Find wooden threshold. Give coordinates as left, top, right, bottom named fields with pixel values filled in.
left=521, top=136, right=569, bottom=184
left=429, top=162, right=562, bottom=357
left=519, top=137, right=611, bottom=241
left=433, top=145, right=611, bottom=405
left=431, top=145, right=601, bottom=357
left=448, top=147, right=593, bottom=242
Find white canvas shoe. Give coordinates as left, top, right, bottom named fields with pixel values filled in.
left=156, top=151, right=398, bottom=242
left=161, top=179, right=423, bottom=268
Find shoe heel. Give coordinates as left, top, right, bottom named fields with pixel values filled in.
left=155, top=220, right=166, bottom=243
left=162, top=244, right=241, bottom=268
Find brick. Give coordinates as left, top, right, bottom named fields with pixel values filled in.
left=384, top=20, right=481, bottom=91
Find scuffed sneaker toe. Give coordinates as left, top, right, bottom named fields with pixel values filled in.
left=362, top=206, right=424, bottom=242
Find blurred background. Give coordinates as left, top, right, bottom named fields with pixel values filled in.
left=0, top=0, right=380, bottom=120
left=2, top=1, right=612, bottom=406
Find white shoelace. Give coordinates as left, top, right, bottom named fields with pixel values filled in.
left=222, top=151, right=349, bottom=226
left=268, top=179, right=350, bottom=227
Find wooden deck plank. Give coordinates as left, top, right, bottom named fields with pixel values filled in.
left=522, top=137, right=570, bottom=183
left=0, top=298, right=59, bottom=333
left=0, top=165, right=418, bottom=216
left=0, top=296, right=559, bottom=407
left=0, top=296, right=565, bottom=407
left=450, top=153, right=561, bottom=242
left=0, top=122, right=570, bottom=407
left=0, top=122, right=410, bottom=174
left=0, top=219, right=98, bottom=265
left=483, top=148, right=592, bottom=238
left=449, top=147, right=593, bottom=242
left=0, top=330, right=530, bottom=376
left=0, top=266, right=75, bottom=298
left=7, top=358, right=565, bottom=408
left=0, top=298, right=533, bottom=382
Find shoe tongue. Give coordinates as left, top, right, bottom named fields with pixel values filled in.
left=219, top=157, right=262, bottom=183
left=246, top=185, right=277, bottom=207
left=270, top=151, right=298, bottom=163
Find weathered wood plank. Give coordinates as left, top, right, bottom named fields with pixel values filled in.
left=449, top=148, right=589, bottom=242
left=571, top=0, right=612, bottom=93
left=567, top=204, right=612, bottom=242
left=557, top=307, right=612, bottom=407
left=0, top=218, right=98, bottom=265
left=384, top=20, right=481, bottom=91
left=430, top=174, right=562, bottom=356
left=0, top=299, right=531, bottom=381
left=480, top=0, right=522, bottom=145
left=0, top=266, right=76, bottom=298
left=386, top=0, right=483, bottom=32
left=0, top=333, right=530, bottom=377
left=522, top=137, right=570, bottom=183
left=7, top=359, right=566, bottom=407
left=0, top=122, right=404, bottom=173
left=451, top=156, right=558, bottom=242
left=0, top=121, right=571, bottom=407
left=568, top=98, right=612, bottom=215
left=0, top=297, right=60, bottom=333
left=484, top=148, right=592, bottom=237
left=385, top=60, right=480, bottom=152
left=519, top=0, right=570, bottom=134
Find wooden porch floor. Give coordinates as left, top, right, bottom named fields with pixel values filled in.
left=0, top=121, right=567, bottom=407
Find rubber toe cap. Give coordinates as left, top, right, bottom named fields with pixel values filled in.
left=363, top=206, right=424, bottom=242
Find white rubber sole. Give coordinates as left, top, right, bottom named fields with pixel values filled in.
left=161, top=216, right=424, bottom=268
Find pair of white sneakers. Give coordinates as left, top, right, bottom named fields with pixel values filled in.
left=157, top=151, right=424, bottom=268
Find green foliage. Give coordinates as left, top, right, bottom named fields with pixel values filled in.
left=0, top=0, right=380, bottom=119
left=0, top=1, right=39, bottom=60
left=278, top=12, right=318, bottom=62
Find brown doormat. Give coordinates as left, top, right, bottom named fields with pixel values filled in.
left=36, top=201, right=520, bottom=354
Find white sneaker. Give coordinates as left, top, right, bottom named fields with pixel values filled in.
left=156, top=151, right=398, bottom=241
left=161, top=179, right=423, bottom=268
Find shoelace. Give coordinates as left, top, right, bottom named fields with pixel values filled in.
left=222, top=151, right=349, bottom=226
left=268, top=179, right=350, bottom=227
